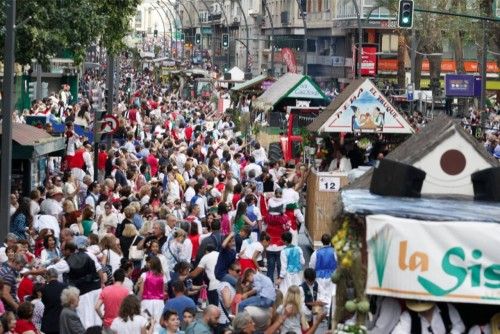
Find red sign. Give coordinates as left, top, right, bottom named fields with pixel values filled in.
left=377, top=59, right=499, bottom=74
left=361, top=46, right=377, bottom=76
left=100, top=115, right=118, bottom=134
left=281, top=48, right=298, bottom=74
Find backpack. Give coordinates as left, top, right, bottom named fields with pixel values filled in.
left=409, top=303, right=451, bottom=334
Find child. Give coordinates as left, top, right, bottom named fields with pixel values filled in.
left=182, top=308, right=196, bottom=331
left=277, top=232, right=305, bottom=295
left=277, top=285, right=309, bottom=334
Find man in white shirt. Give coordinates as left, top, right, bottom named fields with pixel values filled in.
left=244, top=156, right=262, bottom=179
left=251, top=142, right=268, bottom=166
left=392, top=300, right=465, bottom=334
left=40, top=187, right=64, bottom=217
left=189, top=244, right=220, bottom=306
left=33, top=214, right=61, bottom=241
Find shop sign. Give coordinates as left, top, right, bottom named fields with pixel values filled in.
left=361, top=46, right=377, bottom=76
left=318, top=176, right=340, bottom=192
left=288, top=79, right=323, bottom=99
left=322, top=79, right=414, bottom=133
left=366, top=215, right=500, bottom=305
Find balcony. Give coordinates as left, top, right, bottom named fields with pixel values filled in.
left=307, top=11, right=332, bottom=28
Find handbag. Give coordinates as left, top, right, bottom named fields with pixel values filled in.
left=128, top=235, right=144, bottom=260
left=102, top=248, right=113, bottom=286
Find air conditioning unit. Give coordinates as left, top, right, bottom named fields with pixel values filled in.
left=248, top=8, right=258, bottom=16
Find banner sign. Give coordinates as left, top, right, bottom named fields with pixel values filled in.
left=288, top=79, right=323, bottom=99
left=321, top=79, right=414, bottom=133
left=281, top=48, right=298, bottom=74
left=361, top=46, right=377, bottom=76
left=366, top=215, right=500, bottom=305
left=445, top=74, right=476, bottom=97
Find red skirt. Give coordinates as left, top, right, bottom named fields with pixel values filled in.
left=239, top=258, right=257, bottom=276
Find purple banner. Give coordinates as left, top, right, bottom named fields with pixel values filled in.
left=445, top=74, right=475, bottom=97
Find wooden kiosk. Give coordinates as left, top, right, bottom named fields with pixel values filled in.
left=305, top=78, right=414, bottom=246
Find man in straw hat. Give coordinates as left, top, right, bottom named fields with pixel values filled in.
left=392, top=299, right=465, bottom=334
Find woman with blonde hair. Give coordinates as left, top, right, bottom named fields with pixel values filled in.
left=277, top=285, right=309, bottom=334
left=119, top=223, right=143, bottom=260
left=100, top=234, right=123, bottom=274
left=162, top=228, right=188, bottom=281
left=182, top=160, right=194, bottom=182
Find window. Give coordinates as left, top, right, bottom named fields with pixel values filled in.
left=135, top=10, right=142, bottom=29
left=381, top=34, right=398, bottom=53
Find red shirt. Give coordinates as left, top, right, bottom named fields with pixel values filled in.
left=15, top=319, right=39, bottom=334
left=18, top=276, right=33, bottom=303
left=232, top=193, right=241, bottom=210
left=146, top=153, right=159, bottom=177
left=98, top=150, right=108, bottom=171
left=185, top=126, right=193, bottom=142
left=99, top=283, right=130, bottom=328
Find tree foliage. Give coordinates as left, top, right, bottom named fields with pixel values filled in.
left=0, top=0, right=140, bottom=66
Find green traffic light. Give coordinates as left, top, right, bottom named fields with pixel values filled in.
left=402, top=17, right=409, bottom=23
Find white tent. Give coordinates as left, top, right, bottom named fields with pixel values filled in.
left=228, top=66, right=245, bottom=81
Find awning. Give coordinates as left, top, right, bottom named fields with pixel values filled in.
left=231, top=74, right=275, bottom=92
left=253, top=73, right=326, bottom=111
left=0, top=123, right=65, bottom=158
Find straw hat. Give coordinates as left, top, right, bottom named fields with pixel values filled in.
left=491, top=313, right=500, bottom=334
left=49, top=187, right=63, bottom=196
left=405, top=300, right=435, bottom=313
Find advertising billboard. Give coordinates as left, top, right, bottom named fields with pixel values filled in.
left=361, top=46, right=377, bottom=76
left=445, top=74, right=476, bottom=97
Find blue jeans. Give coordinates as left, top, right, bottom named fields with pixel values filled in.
left=221, top=273, right=237, bottom=288
left=238, top=295, right=274, bottom=312
left=266, top=250, right=281, bottom=283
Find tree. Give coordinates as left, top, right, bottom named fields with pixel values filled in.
left=0, top=0, right=140, bottom=66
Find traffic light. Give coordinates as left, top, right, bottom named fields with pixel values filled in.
left=181, top=33, right=185, bottom=41
left=222, top=34, right=229, bottom=49
left=28, top=81, right=37, bottom=101
left=195, top=33, right=201, bottom=45
left=398, top=0, right=414, bottom=28
left=154, top=29, right=158, bottom=37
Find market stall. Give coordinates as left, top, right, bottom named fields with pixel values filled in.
left=0, top=124, right=65, bottom=195
left=305, top=78, right=414, bottom=245
left=329, top=114, right=500, bottom=331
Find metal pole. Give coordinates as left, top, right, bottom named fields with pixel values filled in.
left=159, top=1, right=183, bottom=60
left=352, top=0, right=362, bottom=79
left=1, top=0, right=16, bottom=240
left=35, top=63, right=42, bottom=99
left=185, top=1, right=204, bottom=54
left=294, top=0, right=307, bottom=75
left=480, top=20, right=487, bottom=111
left=152, top=5, right=170, bottom=55
left=263, top=0, right=275, bottom=76
left=410, top=25, right=416, bottom=112
left=106, top=54, right=114, bottom=148
left=233, top=0, right=250, bottom=74
left=212, top=0, right=231, bottom=69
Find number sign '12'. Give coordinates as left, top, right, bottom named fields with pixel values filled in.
left=319, top=176, right=341, bottom=192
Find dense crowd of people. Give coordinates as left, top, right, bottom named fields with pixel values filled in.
left=3, top=52, right=499, bottom=334
left=3, top=58, right=340, bottom=334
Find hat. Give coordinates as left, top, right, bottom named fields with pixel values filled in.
left=75, top=236, right=89, bottom=250
left=405, top=300, right=435, bottom=312
left=491, top=313, right=500, bottom=334
left=49, top=187, right=63, bottom=196
left=6, top=233, right=17, bottom=241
